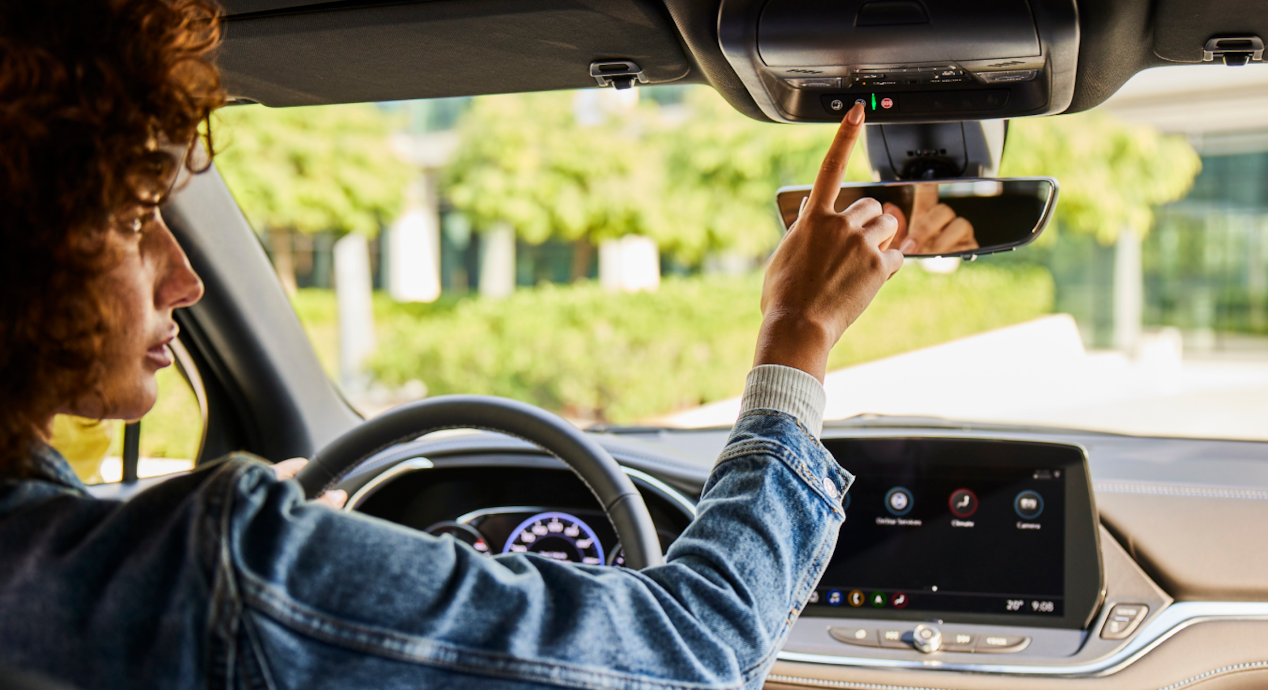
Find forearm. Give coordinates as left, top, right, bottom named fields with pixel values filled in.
left=643, top=408, right=849, bottom=687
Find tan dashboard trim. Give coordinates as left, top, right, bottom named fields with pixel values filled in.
left=775, top=602, right=1268, bottom=676
left=767, top=659, right=1268, bottom=690
left=1096, top=483, right=1268, bottom=501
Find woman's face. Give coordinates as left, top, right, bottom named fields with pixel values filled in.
left=65, top=210, right=204, bottom=421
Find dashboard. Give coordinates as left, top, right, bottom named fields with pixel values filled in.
left=338, top=425, right=1268, bottom=689
left=346, top=460, right=693, bottom=569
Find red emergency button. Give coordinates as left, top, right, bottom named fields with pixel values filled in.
left=880, top=97, right=894, bottom=109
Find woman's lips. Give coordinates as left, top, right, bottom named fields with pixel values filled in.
left=146, top=342, right=174, bottom=368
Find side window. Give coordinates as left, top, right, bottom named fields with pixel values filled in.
left=49, top=339, right=206, bottom=485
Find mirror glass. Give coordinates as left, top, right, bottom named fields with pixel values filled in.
left=776, top=178, right=1058, bottom=258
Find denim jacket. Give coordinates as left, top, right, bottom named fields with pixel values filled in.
left=0, top=410, right=851, bottom=690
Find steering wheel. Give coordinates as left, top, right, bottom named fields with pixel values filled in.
left=295, top=395, right=665, bottom=570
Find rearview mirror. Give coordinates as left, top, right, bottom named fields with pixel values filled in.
left=776, top=178, right=1058, bottom=258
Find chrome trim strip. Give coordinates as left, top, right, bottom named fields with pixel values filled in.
left=455, top=506, right=555, bottom=525
left=622, top=467, right=698, bottom=517
left=168, top=337, right=209, bottom=463
left=777, top=602, right=1268, bottom=676
left=343, top=456, right=434, bottom=511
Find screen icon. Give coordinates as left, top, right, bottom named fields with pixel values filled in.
left=885, top=487, right=914, bottom=516
left=870, top=591, right=887, bottom=608
left=948, top=489, right=978, bottom=518
left=809, top=590, right=820, bottom=604
left=1014, top=490, right=1044, bottom=519
left=848, top=590, right=865, bottom=607
left=827, top=590, right=843, bottom=606
left=892, top=592, right=908, bottom=608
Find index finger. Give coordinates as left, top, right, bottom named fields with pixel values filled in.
left=912, top=183, right=940, bottom=218
left=805, top=102, right=866, bottom=212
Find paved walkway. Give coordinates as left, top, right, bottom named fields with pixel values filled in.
left=659, top=315, right=1268, bottom=442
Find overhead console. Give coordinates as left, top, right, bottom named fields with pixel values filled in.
left=718, top=0, right=1079, bottom=123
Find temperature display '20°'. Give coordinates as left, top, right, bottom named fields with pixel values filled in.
left=502, top=511, right=606, bottom=565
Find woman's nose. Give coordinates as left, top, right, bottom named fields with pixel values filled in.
left=155, top=215, right=205, bottom=310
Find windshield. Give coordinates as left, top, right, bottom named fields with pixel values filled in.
left=212, top=64, right=1268, bottom=443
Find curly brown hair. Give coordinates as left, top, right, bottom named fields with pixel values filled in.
left=0, top=0, right=225, bottom=470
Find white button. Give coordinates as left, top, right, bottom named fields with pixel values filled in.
left=823, top=477, right=838, bottom=498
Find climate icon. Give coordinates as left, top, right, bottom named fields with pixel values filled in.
left=948, top=489, right=978, bottom=518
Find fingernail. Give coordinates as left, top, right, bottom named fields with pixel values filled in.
left=900, top=238, right=916, bottom=253
left=847, top=102, right=864, bottom=125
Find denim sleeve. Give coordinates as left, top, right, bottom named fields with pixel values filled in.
left=216, top=411, right=852, bottom=690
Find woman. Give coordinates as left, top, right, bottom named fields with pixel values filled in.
left=0, top=1, right=903, bottom=688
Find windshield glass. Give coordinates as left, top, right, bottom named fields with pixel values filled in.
left=212, top=64, right=1268, bottom=442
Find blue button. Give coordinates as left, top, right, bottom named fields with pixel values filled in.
left=1015, top=490, right=1044, bottom=519
left=885, top=487, right=913, bottom=516
left=827, top=589, right=844, bottom=606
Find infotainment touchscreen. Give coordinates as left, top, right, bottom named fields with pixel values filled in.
left=808, top=438, right=1100, bottom=628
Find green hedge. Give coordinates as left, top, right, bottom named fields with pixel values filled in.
left=351, top=264, right=1053, bottom=423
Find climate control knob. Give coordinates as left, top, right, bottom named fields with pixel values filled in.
left=912, top=624, right=942, bottom=653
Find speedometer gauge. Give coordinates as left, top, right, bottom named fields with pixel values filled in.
left=501, top=511, right=605, bottom=565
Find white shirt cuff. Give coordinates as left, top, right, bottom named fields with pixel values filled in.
left=739, top=364, right=827, bottom=437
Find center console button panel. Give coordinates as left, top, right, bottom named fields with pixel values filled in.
left=828, top=626, right=1031, bottom=654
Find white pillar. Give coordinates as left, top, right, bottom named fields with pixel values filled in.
left=386, top=173, right=441, bottom=303
left=599, top=235, right=660, bottom=293
left=334, top=233, right=377, bottom=392
left=479, top=222, right=516, bottom=299
left=1114, top=228, right=1143, bottom=354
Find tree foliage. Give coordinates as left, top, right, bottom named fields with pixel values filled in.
left=214, top=103, right=413, bottom=237
left=445, top=88, right=1200, bottom=262
left=1001, top=111, right=1201, bottom=243
left=444, top=91, right=657, bottom=246
left=444, top=88, right=872, bottom=263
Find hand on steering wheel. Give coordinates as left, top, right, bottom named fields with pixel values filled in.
left=273, top=458, right=347, bottom=509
